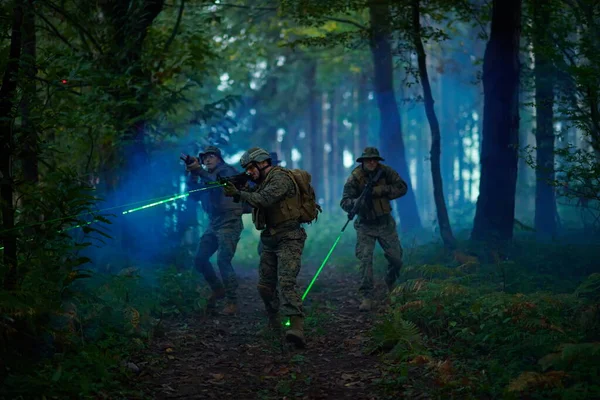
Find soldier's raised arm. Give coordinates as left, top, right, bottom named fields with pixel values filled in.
left=372, top=167, right=408, bottom=200
left=238, top=171, right=296, bottom=208
left=340, top=173, right=361, bottom=213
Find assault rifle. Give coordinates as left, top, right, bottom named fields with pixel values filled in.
left=180, top=153, right=250, bottom=189
left=180, top=153, right=195, bottom=165
left=216, top=172, right=251, bottom=189
left=343, top=168, right=383, bottom=231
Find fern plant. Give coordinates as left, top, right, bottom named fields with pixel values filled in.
left=368, top=311, right=426, bottom=361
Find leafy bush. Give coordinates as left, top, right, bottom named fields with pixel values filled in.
left=369, top=243, right=600, bottom=398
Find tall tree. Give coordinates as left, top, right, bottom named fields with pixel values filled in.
left=532, top=0, right=557, bottom=238
left=410, top=0, right=456, bottom=249
left=20, top=0, right=38, bottom=184
left=308, top=60, right=324, bottom=203
left=471, top=0, right=522, bottom=243
left=0, top=1, right=24, bottom=290
left=369, top=1, right=422, bottom=231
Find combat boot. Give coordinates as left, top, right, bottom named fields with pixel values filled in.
left=257, top=313, right=281, bottom=336
left=359, top=298, right=372, bottom=312
left=285, top=316, right=306, bottom=348
left=206, top=287, right=226, bottom=310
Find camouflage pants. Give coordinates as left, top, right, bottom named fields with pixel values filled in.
left=354, top=214, right=403, bottom=298
left=257, top=227, right=306, bottom=318
left=194, top=218, right=243, bottom=301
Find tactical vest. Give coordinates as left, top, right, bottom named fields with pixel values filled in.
left=252, top=167, right=301, bottom=230
left=203, top=163, right=243, bottom=216
left=352, top=166, right=392, bottom=219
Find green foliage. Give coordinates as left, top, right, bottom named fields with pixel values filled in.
left=370, top=240, right=600, bottom=398
left=574, top=273, right=600, bottom=302
left=369, top=311, right=425, bottom=360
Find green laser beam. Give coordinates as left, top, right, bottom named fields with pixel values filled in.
left=0, top=184, right=225, bottom=250
left=121, top=184, right=224, bottom=215
left=0, top=183, right=225, bottom=235
left=284, top=218, right=353, bottom=327
left=0, top=220, right=94, bottom=251
left=301, top=232, right=344, bottom=301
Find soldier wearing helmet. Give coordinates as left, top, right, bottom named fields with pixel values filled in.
left=340, top=147, right=408, bottom=312
left=184, top=145, right=244, bottom=315
left=223, top=147, right=307, bottom=348
left=257, top=151, right=280, bottom=257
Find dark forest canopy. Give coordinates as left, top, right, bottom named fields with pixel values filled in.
left=1, top=0, right=599, bottom=398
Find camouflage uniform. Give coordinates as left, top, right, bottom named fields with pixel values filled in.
left=257, top=151, right=280, bottom=257
left=187, top=146, right=244, bottom=307
left=340, top=147, right=408, bottom=300
left=227, top=147, right=307, bottom=347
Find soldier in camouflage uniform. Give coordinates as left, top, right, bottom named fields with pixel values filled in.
left=340, top=147, right=408, bottom=311
left=223, top=147, right=307, bottom=348
left=185, top=145, right=244, bottom=315
left=257, top=152, right=280, bottom=257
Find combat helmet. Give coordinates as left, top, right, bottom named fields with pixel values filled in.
left=199, top=145, right=223, bottom=160
left=240, top=147, right=271, bottom=169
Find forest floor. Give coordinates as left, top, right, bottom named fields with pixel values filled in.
left=130, top=266, right=413, bottom=400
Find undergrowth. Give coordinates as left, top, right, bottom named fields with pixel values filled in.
left=369, top=238, right=600, bottom=399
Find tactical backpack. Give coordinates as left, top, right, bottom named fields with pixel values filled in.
left=283, top=168, right=322, bottom=224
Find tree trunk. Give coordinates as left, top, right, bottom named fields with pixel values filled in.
left=308, top=62, right=323, bottom=203
left=322, top=92, right=330, bottom=208
left=411, top=0, right=456, bottom=249
left=329, top=89, right=340, bottom=210
left=369, top=2, right=422, bottom=231
left=99, top=0, right=165, bottom=255
left=0, top=3, right=24, bottom=290
left=471, top=0, right=522, bottom=244
left=354, top=72, right=370, bottom=159
left=20, top=0, right=38, bottom=184
left=532, top=0, right=557, bottom=239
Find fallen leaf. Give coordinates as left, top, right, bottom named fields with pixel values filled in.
left=210, top=373, right=225, bottom=380
left=341, top=373, right=355, bottom=381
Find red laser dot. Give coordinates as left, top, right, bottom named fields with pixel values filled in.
left=61, top=79, right=67, bottom=84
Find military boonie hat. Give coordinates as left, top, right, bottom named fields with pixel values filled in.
left=356, top=147, right=384, bottom=162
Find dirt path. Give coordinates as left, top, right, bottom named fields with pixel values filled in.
left=133, top=267, right=397, bottom=400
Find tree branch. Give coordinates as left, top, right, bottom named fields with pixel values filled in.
left=323, top=16, right=367, bottom=30
left=40, top=0, right=104, bottom=55
left=34, top=76, right=82, bottom=96
left=214, top=3, right=276, bottom=12
left=162, top=0, right=185, bottom=55
left=35, top=11, right=79, bottom=53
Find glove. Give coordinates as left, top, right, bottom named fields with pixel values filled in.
left=347, top=199, right=359, bottom=220
left=223, top=182, right=240, bottom=197
left=185, top=157, right=202, bottom=172
left=372, top=185, right=388, bottom=198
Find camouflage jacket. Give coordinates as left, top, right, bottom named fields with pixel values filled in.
left=340, top=164, right=408, bottom=221
left=189, top=162, right=243, bottom=225
left=238, top=167, right=299, bottom=232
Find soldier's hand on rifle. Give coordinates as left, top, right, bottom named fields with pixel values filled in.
left=183, top=154, right=202, bottom=172
left=223, top=181, right=240, bottom=197
left=372, top=185, right=388, bottom=198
